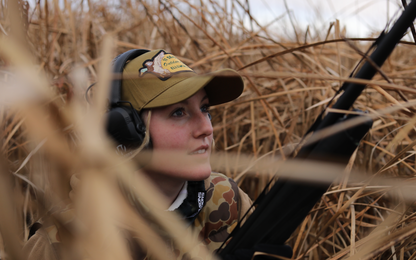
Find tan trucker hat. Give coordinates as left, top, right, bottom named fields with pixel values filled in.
left=121, top=49, right=244, bottom=111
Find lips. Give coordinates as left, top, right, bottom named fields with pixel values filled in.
left=190, top=145, right=209, bottom=155
left=192, top=149, right=206, bottom=154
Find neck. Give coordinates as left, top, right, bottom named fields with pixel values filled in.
left=143, top=170, right=186, bottom=205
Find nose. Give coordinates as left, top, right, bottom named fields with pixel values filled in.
left=193, top=111, right=213, bottom=138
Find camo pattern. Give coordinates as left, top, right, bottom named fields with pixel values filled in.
left=169, top=172, right=250, bottom=260
left=193, top=172, right=241, bottom=253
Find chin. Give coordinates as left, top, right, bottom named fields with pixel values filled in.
left=149, top=150, right=212, bottom=181
left=161, top=163, right=212, bottom=181
left=147, top=160, right=212, bottom=181
left=184, top=165, right=212, bottom=181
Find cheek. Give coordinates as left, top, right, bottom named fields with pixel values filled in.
left=149, top=124, right=188, bottom=150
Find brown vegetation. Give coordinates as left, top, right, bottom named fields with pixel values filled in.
left=1, top=0, right=416, bottom=259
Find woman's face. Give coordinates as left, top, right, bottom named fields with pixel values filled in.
left=145, top=88, right=213, bottom=181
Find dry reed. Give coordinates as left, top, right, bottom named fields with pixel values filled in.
left=1, top=0, right=416, bottom=259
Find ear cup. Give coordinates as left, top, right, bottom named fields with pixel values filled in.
left=105, top=49, right=150, bottom=149
left=106, top=107, right=146, bottom=149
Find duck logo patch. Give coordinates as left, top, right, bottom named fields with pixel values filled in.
left=138, top=50, right=193, bottom=80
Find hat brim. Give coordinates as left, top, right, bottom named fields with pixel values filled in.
left=143, top=69, right=244, bottom=109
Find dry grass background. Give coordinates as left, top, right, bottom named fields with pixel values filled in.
left=1, top=0, right=416, bottom=259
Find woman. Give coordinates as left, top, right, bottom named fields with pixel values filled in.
left=24, top=49, right=251, bottom=259
left=109, top=49, right=253, bottom=256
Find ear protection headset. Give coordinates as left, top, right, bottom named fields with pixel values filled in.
left=106, top=49, right=150, bottom=150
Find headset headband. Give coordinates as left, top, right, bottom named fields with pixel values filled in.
left=110, top=49, right=150, bottom=107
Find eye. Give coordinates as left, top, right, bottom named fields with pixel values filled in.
left=172, top=108, right=185, bottom=117
left=201, top=104, right=210, bottom=113
left=201, top=104, right=211, bottom=120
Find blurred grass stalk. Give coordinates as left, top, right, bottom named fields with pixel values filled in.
left=1, top=0, right=416, bottom=259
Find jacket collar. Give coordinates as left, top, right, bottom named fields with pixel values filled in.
left=174, top=180, right=206, bottom=225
